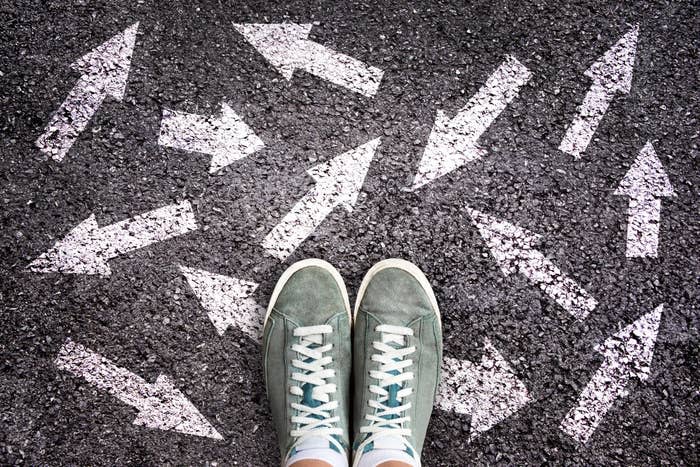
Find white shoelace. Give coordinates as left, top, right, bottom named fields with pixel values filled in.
left=355, top=324, right=417, bottom=465
left=289, top=325, right=344, bottom=456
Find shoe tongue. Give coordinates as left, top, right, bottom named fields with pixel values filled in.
left=373, top=435, right=405, bottom=450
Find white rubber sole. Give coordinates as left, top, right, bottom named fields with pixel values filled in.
left=353, top=258, right=441, bottom=325
left=264, top=258, right=352, bottom=327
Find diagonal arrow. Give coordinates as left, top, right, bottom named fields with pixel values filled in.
left=36, top=22, right=139, bottom=162
left=158, top=102, right=264, bottom=174
left=438, top=338, right=530, bottom=440
left=412, top=55, right=531, bottom=190
left=179, top=265, right=264, bottom=337
left=614, top=142, right=675, bottom=258
left=560, top=305, right=663, bottom=443
left=262, top=138, right=381, bottom=261
left=28, top=201, right=198, bottom=276
left=233, top=23, right=384, bottom=97
left=55, top=339, right=222, bottom=439
left=559, top=25, right=639, bottom=158
left=467, top=207, right=598, bottom=320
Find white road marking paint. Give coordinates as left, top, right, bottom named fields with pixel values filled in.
left=262, top=138, right=381, bottom=261
left=36, top=23, right=139, bottom=162
left=55, top=338, right=223, bottom=439
left=560, top=305, right=663, bottom=443
left=233, top=23, right=384, bottom=97
left=179, top=265, right=264, bottom=337
left=158, top=102, right=264, bottom=174
left=28, top=201, right=197, bottom=276
left=614, top=142, right=675, bottom=258
left=412, top=55, right=531, bottom=190
left=559, top=25, right=639, bottom=158
left=467, top=207, right=598, bottom=320
left=438, top=338, right=530, bottom=440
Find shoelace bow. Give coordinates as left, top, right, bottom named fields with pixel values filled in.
left=289, top=324, right=343, bottom=455
left=356, top=324, right=417, bottom=461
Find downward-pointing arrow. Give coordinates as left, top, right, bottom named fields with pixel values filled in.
left=614, top=142, right=675, bottom=258
left=158, top=103, right=264, bottom=174
left=36, top=22, right=139, bottom=162
left=467, top=207, right=598, bottom=320
left=233, top=23, right=384, bottom=97
left=412, top=55, right=531, bottom=190
left=560, top=305, right=663, bottom=443
left=559, top=25, right=639, bottom=158
left=179, top=265, right=264, bottom=337
left=262, top=138, right=381, bottom=261
left=438, top=339, right=530, bottom=440
left=28, top=201, right=198, bottom=276
left=55, top=339, right=222, bottom=439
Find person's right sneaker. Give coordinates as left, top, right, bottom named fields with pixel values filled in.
left=352, top=259, right=442, bottom=467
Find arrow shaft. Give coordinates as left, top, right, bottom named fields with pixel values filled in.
left=560, top=359, right=630, bottom=443
left=98, top=200, right=198, bottom=259
left=624, top=198, right=662, bottom=258
left=296, top=39, right=384, bottom=97
left=158, top=109, right=222, bottom=155
left=559, top=82, right=613, bottom=158
left=36, top=74, right=107, bottom=162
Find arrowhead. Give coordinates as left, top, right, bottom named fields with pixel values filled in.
left=209, top=103, right=265, bottom=173
left=466, top=207, right=541, bottom=276
left=411, top=110, right=487, bottom=190
left=132, top=375, right=223, bottom=440
left=233, top=23, right=312, bottom=80
left=596, top=305, right=663, bottom=381
left=27, top=214, right=111, bottom=276
left=614, top=142, right=675, bottom=199
left=585, top=25, right=638, bottom=94
left=179, top=265, right=264, bottom=338
left=72, top=22, right=139, bottom=99
left=307, top=138, right=381, bottom=211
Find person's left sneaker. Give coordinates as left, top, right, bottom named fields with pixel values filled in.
left=263, top=259, right=352, bottom=467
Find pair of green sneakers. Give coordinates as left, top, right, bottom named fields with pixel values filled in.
left=263, top=258, right=443, bottom=467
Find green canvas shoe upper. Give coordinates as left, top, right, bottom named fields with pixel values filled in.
left=263, top=259, right=352, bottom=464
left=352, top=259, right=443, bottom=467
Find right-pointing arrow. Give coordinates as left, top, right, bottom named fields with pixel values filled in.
left=262, top=138, right=381, bottom=261
left=467, top=207, right=598, bottom=320
left=614, top=142, right=675, bottom=258
left=158, top=102, right=264, bottom=174
left=559, top=25, right=639, bottom=158
left=55, top=339, right=222, bottom=440
left=560, top=305, right=663, bottom=443
left=438, top=338, right=530, bottom=440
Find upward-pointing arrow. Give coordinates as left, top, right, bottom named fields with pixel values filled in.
left=262, top=138, right=381, bottom=261
left=233, top=23, right=384, bottom=97
left=412, top=55, right=531, bottom=190
left=614, top=142, right=675, bottom=258
left=560, top=305, right=663, bottom=443
left=559, top=25, right=639, bottom=158
left=36, top=22, right=139, bottom=162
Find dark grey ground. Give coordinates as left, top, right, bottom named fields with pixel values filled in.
left=1, top=0, right=699, bottom=465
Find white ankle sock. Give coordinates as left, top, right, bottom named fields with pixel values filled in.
left=285, top=437, right=349, bottom=467
left=354, top=436, right=418, bottom=467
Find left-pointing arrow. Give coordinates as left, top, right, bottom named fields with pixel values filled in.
left=36, top=22, right=139, bottom=162
left=55, top=339, right=223, bottom=439
left=158, top=103, right=264, bottom=174
left=28, top=200, right=198, bottom=276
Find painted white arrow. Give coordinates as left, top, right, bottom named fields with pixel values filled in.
left=467, top=208, right=598, bottom=320
left=438, top=338, right=530, bottom=440
left=55, top=338, right=222, bottom=439
left=614, top=142, right=675, bottom=258
left=28, top=201, right=197, bottom=276
left=262, top=138, right=380, bottom=261
left=179, top=265, right=264, bottom=337
left=158, top=103, right=264, bottom=174
left=412, top=55, right=531, bottom=190
left=233, top=23, right=384, bottom=97
left=559, top=25, right=639, bottom=158
left=36, top=23, right=139, bottom=162
left=560, top=305, right=663, bottom=443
